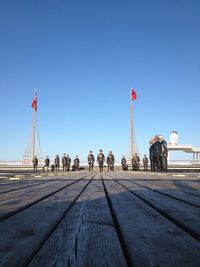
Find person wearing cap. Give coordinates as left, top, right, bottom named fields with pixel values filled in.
left=66, top=155, right=71, bottom=171
left=149, top=138, right=155, bottom=171
left=32, top=155, right=38, bottom=171
left=121, top=155, right=127, bottom=171
left=62, top=153, right=67, bottom=171
left=97, top=149, right=105, bottom=172
left=143, top=154, right=149, bottom=171
left=153, top=135, right=162, bottom=171
left=54, top=155, right=60, bottom=172
left=106, top=151, right=115, bottom=171
left=88, top=151, right=95, bottom=171
left=159, top=135, right=168, bottom=172
left=74, top=156, right=80, bottom=171
left=44, top=156, right=50, bottom=171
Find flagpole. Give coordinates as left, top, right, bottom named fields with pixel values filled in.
left=32, top=108, right=36, bottom=159
left=130, top=94, right=134, bottom=159
left=32, top=89, right=37, bottom=159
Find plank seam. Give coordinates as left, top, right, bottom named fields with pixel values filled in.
left=101, top=174, right=135, bottom=267
left=114, top=178, right=200, bottom=242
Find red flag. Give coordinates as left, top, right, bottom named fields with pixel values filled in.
left=131, top=88, right=137, bottom=101
left=31, top=95, right=37, bottom=111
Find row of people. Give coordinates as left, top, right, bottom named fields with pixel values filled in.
left=33, top=150, right=115, bottom=172
left=121, top=154, right=149, bottom=171
left=33, top=138, right=167, bottom=172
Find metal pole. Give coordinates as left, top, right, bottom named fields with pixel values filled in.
left=32, top=109, right=36, bottom=159
left=130, top=98, right=134, bottom=159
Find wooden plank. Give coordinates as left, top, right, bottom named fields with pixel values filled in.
left=116, top=178, right=200, bottom=240
left=130, top=179, right=200, bottom=207
left=115, top=172, right=200, bottom=207
left=28, top=173, right=127, bottom=267
left=102, top=175, right=200, bottom=267
left=0, top=176, right=92, bottom=267
left=0, top=180, right=45, bottom=193
left=0, top=174, right=86, bottom=221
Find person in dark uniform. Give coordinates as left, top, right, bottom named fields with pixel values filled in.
left=131, top=154, right=137, bottom=171
left=153, top=135, right=162, bottom=171
left=97, top=149, right=105, bottom=172
left=44, top=156, right=50, bottom=171
left=106, top=151, right=115, bottom=171
left=62, top=153, right=67, bottom=171
left=135, top=153, right=140, bottom=171
left=74, top=156, right=80, bottom=171
left=160, top=135, right=168, bottom=172
left=33, top=156, right=38, bottom=171
left=66, top=155, right=71, bottom=171
left=121, top=155, right=128, bottom=171
left=88, top=151, right=95, bottom=171
left=54, top=155, right=60, bottom=172
left=143, top=154, right=149, bottom=171
left=149, top=138, right=155, bottom=171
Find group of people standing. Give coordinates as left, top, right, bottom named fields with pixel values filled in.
left=149, top=135, right=168, bottom=172
left=32, top=135, right=168, bottom=173
left=33, top=150, right=115, bottom=172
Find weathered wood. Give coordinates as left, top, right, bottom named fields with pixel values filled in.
left=102, top=175, right=200, bottom=267
left=28, top=174, right=127, bottom=267
left=115, top=178, right=200, bottom=240
left=0, top=176, right=93, bottom=267
left=130, top=179, right=200, bottom=207
left=0, top=174, right=86, bottom=221
left=0, top=180, right=45, bottom=193
left=117, top=173, right=200, bottom=207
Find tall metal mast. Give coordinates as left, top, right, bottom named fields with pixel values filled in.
left=130, top=95, right=134, bottom=158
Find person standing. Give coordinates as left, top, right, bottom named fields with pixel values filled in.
left=74, top=156, right=80, bottom=171
left=153, top=135, right=162, bottom=171
left=97, top=149, right=105, bottom=172
left=54, top=155, right=60, bottom=172
left=106, top=151, right=115, bottom=171
left=143, top=154, right=149, bottom=171
left=66, top=155, right=71, bottom=171
left=44, top=156, right=50, bottom=171
left=33, top=156, right=38, bottom=171
left=62, top=153, right=67, bottom=171
left=121, top=155, right=127, bottom=171
left=135, top=153, right=140, bottom=171
left=131, top=154, right=137, bottom=171
left=88, top=151, right=95, bottom=171
left=160, top=136, right=168, bottom=172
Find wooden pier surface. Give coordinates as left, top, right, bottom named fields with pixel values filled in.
left=0, top=171, right=200, bottom=267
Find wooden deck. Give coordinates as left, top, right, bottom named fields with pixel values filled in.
left=0, top=171, right=200, bottom=267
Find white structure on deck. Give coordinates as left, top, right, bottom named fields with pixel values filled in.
left=168, top=131, right=200, bottom=160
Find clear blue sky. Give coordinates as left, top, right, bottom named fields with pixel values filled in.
left=1, top=0, right=200, bottom=162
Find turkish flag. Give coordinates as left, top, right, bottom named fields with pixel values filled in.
left=31, top=95, right=37, bottom=111
left=131, top=88, right=137, bottom=101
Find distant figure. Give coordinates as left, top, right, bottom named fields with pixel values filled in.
left=153, top=135, right=162, bottom=171
left=160, top=136, right=168, bottom=172
left=121, top=155, right=128, bottom=171
left=44, top=156, right=50, bottom=171
left=132, top=153, right=140, bottom=171
left=88, top=151, right=95, bottom=171
left=62, top=153, right=67, bottom=171
left=54, top=155, right=60, bottom=172
left=143, top=154, right=149, bottom=171
left=33, top=156, right=38, bottom=171
left=106, top=151, right=115, bottom=171
left=66, top=155, right=71, bottom=171
left=97, top=149, right=105, bottom=172
left=149, top=138, right=155, bottom=171
left=74, top=156, right=80, bottom=171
